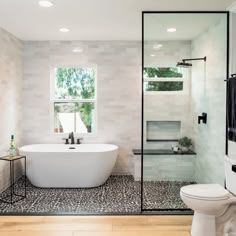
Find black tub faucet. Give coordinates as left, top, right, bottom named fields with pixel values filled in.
left=68, top=132, right=75, bottom=144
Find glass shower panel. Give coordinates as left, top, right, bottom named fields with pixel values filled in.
left=142, top=13, right=228, bottom=211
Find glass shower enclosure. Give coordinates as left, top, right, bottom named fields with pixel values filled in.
left=141, top=12, right=229, bottom=212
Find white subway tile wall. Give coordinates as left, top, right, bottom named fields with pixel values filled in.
left=191, top=17, right=227, bottom=185
left=0, top=28, right=23, bottom=192
left=134, top=154, right=196, bottom=182
left=0, top=17, right=228, bottom=187
left=22, top=41, right=142, bottom=175
left=144, top=41, right=194, bottom=150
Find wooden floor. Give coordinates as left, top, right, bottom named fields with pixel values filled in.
left=0, top=215, right=192, bottom=236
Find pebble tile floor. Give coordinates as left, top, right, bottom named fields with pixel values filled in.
left=0, top=176, right=191, bottom=214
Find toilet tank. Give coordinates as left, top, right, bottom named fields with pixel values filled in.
left=225, top=155, right=236, bottom=195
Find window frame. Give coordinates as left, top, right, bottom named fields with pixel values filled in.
left=143, top=66, right=190, bottom=95
left=50, top=64, right=97, bottom=137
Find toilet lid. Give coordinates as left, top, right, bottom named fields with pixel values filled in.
left=181, top=184, right=231, bottom=200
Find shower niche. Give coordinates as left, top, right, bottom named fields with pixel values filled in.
left=146, top=120, right=181, bottom=141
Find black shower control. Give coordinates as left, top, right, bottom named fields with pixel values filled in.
left=232, top=165, right=236, bottom=173
left=198, top=113, right=207, bottom=124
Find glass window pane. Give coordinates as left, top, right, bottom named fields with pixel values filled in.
left=144, top=81, right=183, bottom=91
left=54, top=102, right=95, bottom=133
left=144, top=67, right=183, bottom=78
left=54, top=68, right=95, bottom=99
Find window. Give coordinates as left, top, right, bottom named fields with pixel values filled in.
left=143, top=67, right=186, bottom=92
left=52, top=66, right=96, bottom=134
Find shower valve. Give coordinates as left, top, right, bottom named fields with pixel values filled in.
left=198, top=113, right=207, bottom=124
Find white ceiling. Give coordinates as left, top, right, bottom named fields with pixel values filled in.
left=0, top=0, right=234, bottom=41
left=144, top=14, right=225, bottom=40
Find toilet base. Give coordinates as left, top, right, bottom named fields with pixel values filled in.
left=192, top=212, right=216, bottom=236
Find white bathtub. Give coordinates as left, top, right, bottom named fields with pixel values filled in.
left=19, top=144, right=118, bottom=188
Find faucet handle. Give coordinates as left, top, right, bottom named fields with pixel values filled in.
left=76, top=138, right=83, bottom=144
left=62, top=138, right=69, bottom=144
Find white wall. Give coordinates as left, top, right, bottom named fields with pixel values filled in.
left=191, top=17, right=227, bottom=185
left=0, top=28, right=23, bottom=192
left=22, top=41, right=141, bottom=175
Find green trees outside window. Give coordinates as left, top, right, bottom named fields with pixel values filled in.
left=54, top=67, right=96, bottom=133
left=144, top=67, right=184, bottom=91
left=55, top=68, right=95, bottom=99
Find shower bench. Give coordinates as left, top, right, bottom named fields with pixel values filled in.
left=132, top=149, right=196, bottom=182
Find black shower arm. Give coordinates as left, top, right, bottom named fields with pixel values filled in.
left=182, top=56, right=207, bottom=62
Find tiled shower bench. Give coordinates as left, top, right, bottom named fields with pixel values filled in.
left=132, top=149, right=196, bottom=182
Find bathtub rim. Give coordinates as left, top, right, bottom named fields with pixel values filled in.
left=19, top=143, right=119, bottom=153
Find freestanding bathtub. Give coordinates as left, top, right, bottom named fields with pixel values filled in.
left=19, top=144, right=118, bottom=188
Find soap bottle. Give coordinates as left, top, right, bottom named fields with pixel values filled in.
left=9, top=135, right=16, bottom=157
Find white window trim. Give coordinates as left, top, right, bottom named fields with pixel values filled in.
left=144, top=77, right=184, bottom=82
left=50, top=64, right=98, bottom=137
left=144, top=68, right=190, bottom=95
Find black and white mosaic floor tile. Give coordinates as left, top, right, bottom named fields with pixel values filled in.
left=0, top=176, right=191, bottom=214
left=143, top=181, right=193, bottom=209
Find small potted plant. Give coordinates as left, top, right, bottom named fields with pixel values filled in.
left=178, top=137, right=192, bottom=152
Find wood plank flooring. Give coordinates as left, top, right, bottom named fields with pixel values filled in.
left=0, top=215, right=192, bottom=236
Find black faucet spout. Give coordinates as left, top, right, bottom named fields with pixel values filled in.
left=68, top=132, right=75, bottom=144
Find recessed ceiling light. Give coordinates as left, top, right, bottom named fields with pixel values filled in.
left=150, top=54, right=156, bottom=57
left=153, top=44, right=163, bottom=49
left=59, top=28, right=70, bottom=33
left=167, top=28, right=176, bottom=33
left=73, top=47, right=83, bottom=53
left=38, top=1, right=53, bottom=7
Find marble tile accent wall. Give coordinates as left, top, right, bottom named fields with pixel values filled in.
left=191, top=17, right=227, bottom=185
left=22, top=41, right=142, bottom=175
left=0, top=28, right=23, bottom=192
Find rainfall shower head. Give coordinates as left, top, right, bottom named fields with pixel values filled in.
left=176, top=61, right=192, bottom=68
left=176, top=56, right=206, bottom=68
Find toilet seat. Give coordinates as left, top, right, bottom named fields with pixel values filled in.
left=180, top=184, right=231, bottom=201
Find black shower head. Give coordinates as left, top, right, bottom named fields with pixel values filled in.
left=176, top=61, right=192, bottom=68
left=176, top=56, right=206, bottom=68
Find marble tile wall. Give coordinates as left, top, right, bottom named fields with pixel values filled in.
left=144, top=41, right=194, bottom=149
left=22, top=41, right=142, bottom=175
left=133, top=154, right=196, bottom=181
left=0, top=28, right=23, bottom=192
left=0, top=21, right=228, bottom=182
left=191, top=17, right=227, bottom=185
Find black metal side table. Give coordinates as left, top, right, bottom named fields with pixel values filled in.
left=0, top=155, right=26, bottom=204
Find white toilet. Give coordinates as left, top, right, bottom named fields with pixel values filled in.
left=180, top=155, right=236, bottom=236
